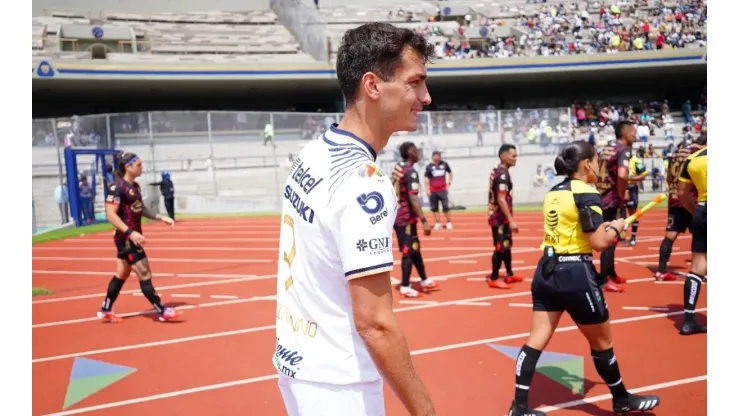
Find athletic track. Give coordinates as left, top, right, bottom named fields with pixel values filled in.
left=32, top=209, right=707, bottom=415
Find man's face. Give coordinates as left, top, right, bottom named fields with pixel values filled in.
left=623, top=124, right=637, bottom=145
left=407, top=145, right=419, bottom=164
left=127, top=159, right=143, bottom=178
left=501, top=149, right=518, bottom=168
left=378, top=47, right=431, bottom=133
left=432, top=153, right=441, bottom=164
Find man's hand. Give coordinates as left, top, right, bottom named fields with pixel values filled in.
left=159, top=216, right=175, bottom=227
left=509, top=220, right=519, bottom=233
left=129, top=231, right=146, bottom=246
left=421, top=219, right=432, bottom=236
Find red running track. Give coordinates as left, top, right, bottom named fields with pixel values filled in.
left=32, top=210, right=707, bottom=416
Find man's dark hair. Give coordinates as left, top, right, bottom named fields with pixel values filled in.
left=615, top=120, right=634, bottom=139
left=336, top=22, right=435, bottom=104
left=694, top=132, right=707, bottom=146
left=399, top=141, right=416, bottom=160
left=498, top=143, right=516, bottom=157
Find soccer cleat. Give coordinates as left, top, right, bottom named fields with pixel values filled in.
left=420, top=279, right=440, bottom=293
left=603, top=281, right=625, bottom=293
left=446, top=222, right=453, bottom=230
left=655, top=271, right=678, bottom=281
left=97, top=309, right=123, bottom=323
left=505, top=275, right=524, bottom=284
left=679, top=321, right=707, bottom=335
left=158, top=307, right=183, bottom=322
left=610, top=275, right=628, bottom=284
left=399, top=286, right=421, bottom=298
left=434, top=222, right=442, bottom=231
left=613, top=393, right=660, bottom=414
left=625, top=239, right=637, bottom=247
left=487, top=277, right=511, bottom=289
left=508, top=401, right=546, bottom=416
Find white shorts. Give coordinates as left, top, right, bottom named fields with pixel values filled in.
left=278, top=374, right=385, bottom=416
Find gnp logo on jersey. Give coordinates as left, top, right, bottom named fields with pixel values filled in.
left=356, top=237, right=391, bottom=255
left=274, top=338, right=304, bottom=378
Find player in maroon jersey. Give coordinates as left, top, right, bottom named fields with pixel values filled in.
left=655, top=134, right=706, bottom=281
left=595, top=121, right=636, bottom=293
left=392, top=142, right=440, bottom=298
left=424, top=150, right=454, bottom=230
left=97, top=152, right=181, bottom=323
left=486, top=144, right=524, bottom=289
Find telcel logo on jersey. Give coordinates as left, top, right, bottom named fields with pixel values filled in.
left=274, top=339, right=304, bottom=378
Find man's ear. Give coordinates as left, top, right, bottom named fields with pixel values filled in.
left=361, top=72, right=381, bottom=101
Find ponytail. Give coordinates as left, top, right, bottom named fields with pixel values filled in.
left=553, top=140, right=596, bottom=177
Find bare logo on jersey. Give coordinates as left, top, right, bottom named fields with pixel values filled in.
left=356, top=237, right=391, bottom=255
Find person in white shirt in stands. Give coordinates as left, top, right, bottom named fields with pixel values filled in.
left=273, top=22, right=437, bottom=416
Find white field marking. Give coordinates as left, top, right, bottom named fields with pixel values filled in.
left=536, top=375, right=708, bottom=413
left=209, top=295, right=238, bottom=300
left=32, top=274, right=266, bottom=304
left=32, top=296, right=277, bottom=329
left=649, top=246, right=682, bottom=250
left=32, top=256, right=273, bottom=264
left=169, top=294, right=200, bottom=299
left=398, top=300, right=438, bottom=305
left=390, top=276, right=400, bottom=285
left=512, top=260, right=525, bottom=264
left=32, top=270, right=258, bottom=280
left=40, top=308, right=707, bottom=416
left=509, top=303, right=534, bottom=308
left=33, top=245, right=506, bottom=252
left=622, top=306, right=670, bottom=311
left=449, top=260, right=477, bottom=264
left=454, top=301, right=491, bottom=307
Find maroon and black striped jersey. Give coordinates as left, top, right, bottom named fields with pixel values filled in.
left=106, top=178, right=144, bottom=240
left=392, top=162, right=420, bottom=226
left=488, top=165, right=513, bottom=227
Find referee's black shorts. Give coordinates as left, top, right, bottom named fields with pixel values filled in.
left=531, top=255, right=609, bottom=326
left=691, top=202, right=707, bottom=254
left=625, top=184, right=639, bottom=209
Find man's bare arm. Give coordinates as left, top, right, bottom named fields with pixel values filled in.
left=349, top=272, right=435, bottom=416
left=141, top=203, right=162, bottom=220
left=409, top=194, right=427, bottom=223
left=617, top=166, right=629, bottom=200
left=496, top=193, right=514, bottom=223
left=105, top=203, right=130, bottom=233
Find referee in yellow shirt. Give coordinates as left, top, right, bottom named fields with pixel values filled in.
left=506, top=141, right=660, bottom=416
left=677, top=143, right=708, bottom=335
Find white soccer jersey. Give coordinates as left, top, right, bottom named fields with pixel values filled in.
left=273, top=124, right=398, bottom=385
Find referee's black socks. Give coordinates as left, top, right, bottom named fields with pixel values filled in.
left=684, top=272, right=704, bottom=322
left=139, top=279, right=166, bottom=315
left=592, top=348, right=629, bottom=399
left=657, top=237, right=674, bottom=273
left=102, top=275, right=125, bottom=311
left=513, top=344, right=541, bottom=406
left=630, top=220, right=639, bottom=241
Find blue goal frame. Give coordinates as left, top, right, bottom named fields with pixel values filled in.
left=64, top=147, right=122, bottom=227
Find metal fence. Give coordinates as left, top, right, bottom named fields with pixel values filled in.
left=270, top=0, right=328, bottom=62
left=33, top=107, right=683, bottom=231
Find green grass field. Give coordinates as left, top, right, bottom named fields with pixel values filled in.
left=31, top=199, right=666, bottom=245
left=32, top=287, right=53, bottom=296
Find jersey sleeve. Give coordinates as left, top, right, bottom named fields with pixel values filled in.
left=493, top=172, right=510, bottom=194
left=617, top=149, right=631, bottom=172
left=444, top=163, right=452, bottom=173
left=404, top=169, right=420, bottom=195
left=105, top=183, right=124, bottom=206
left=573, top=189, right=604, bottom=230
left=330, top=174, right=396, bottom=280
left=424, top=164, right=433, bottom=179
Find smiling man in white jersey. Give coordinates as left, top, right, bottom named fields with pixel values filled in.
left=273, top=22, right=437, bottom=416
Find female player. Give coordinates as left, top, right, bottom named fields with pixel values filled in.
left=97, top=152, right=181, bottom=323
left=507, top=141, right=660, bottom=416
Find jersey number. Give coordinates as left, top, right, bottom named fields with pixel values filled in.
left=281, top=214, right=297, bottom=291
left=598, top=160, right=608, bottom=182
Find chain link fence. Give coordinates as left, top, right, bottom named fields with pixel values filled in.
left=33, top=107, right=682, bottom=230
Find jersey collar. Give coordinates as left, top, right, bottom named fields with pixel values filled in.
left=328, top=124, right=378, bottom=161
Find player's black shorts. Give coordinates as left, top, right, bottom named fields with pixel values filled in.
left=394, top=222, right=420, bottom=255
left=429, top=190, right=450, bottom=213
left=491, top=223, right=513, bottom=252
left=666, top=206, right=694, bottom=233
left=602, top=205, right=622, bottom=222
left=115, top=238, right=147, bottom=265
left=691, top=203, right=707, bottom=254
left=625, top=184, right=639, bottom=209
left=531, top=255, right=609, bottom=325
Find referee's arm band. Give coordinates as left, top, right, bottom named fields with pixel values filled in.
left=345, top=263, right=395, bottom=280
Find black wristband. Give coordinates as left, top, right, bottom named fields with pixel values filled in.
left=124, top=228, right=134, bottom=237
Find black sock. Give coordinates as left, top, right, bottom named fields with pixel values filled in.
left=684, top=273, right=704, bottom=322
left=514, top=344, right=542, bottom=406
left=139, top=279, right=165, bottom=314
left=600, top=245, right=616, bottom=279
left=503, top=251, right=514, bottom=275
left=657, top=238, right=674, bottom=273
left=102, top=275, right=125, bottom=311
left=491, top=252, right=503, bottom=280
left=630, top=220, right=638, bottom=240
left=401, top=255, right=413, bottom=287
left=411, top=252, right=428, bottom=280
left=591, top=348, right=629, bottom=399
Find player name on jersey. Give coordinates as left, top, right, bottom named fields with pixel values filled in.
left=284, top=158, right=324, bottom=224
